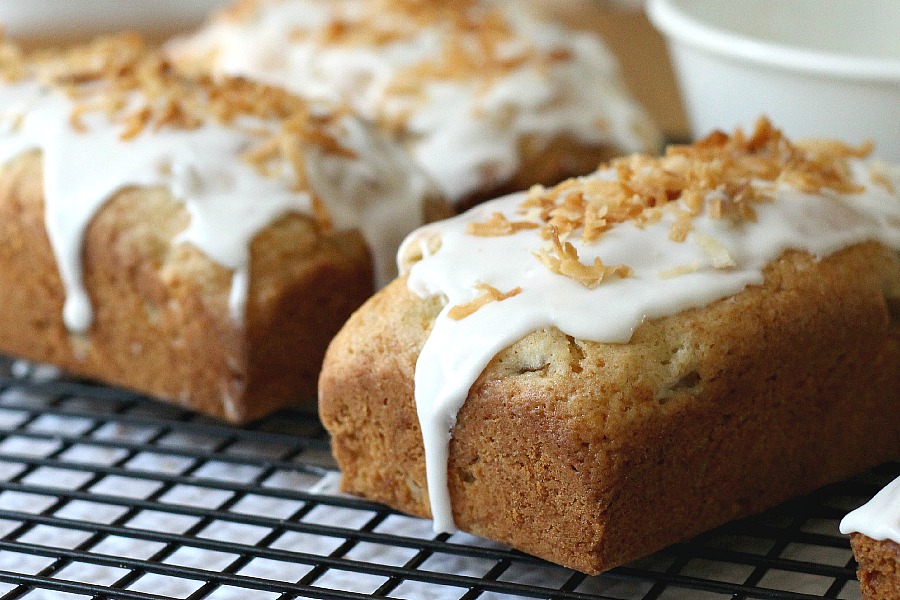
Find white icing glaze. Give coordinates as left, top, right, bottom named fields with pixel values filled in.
left=398, top=162, right=900, bottom=532
left=840, top=476, right=900, bottom=542
left=303, top=115, right=434, bottom=289
left=168, top=0, right=659, bottom=204
left=0, top=76, right=430, bottom=334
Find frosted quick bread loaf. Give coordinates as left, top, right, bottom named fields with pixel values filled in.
left=842, top=477, right=900, bottom=600
left=168, top=0, right=661, bottom=209
left=320, top=119, right=900, bottom=574
left=0, top=35, right=444, bottom=422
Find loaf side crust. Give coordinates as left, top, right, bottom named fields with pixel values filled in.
left=851, top=534, right=900, bottom=600
left=0, top=150, right=373, bottom=422
left=320, top=242, right=900, bottom=574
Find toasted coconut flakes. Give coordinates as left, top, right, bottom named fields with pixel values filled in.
left=669, top=210, right=693, bottom=243
left=694, top=234, right=736, bottom=269
left=0, top=34, right=26, bottom=83
left=15, top=34, right=353, bottom=168
left=310, top=195, right=334, bottom=231
left=534, top=228, right=631, bottom=289
left=739, top=201, right=757, bottom=222
left=583, top=203, right=609, bottom=242
left=295, top=122, right=358, bottom=159
left=68, top=103, right=91, bottom=133
left=635, top=206, right=663, bottom=228
left=526, top=183, right=546, bottom=197
left=0, top=33, right=375, bottom=232
left=448, top=283, right=522, bottom=320
left=708, top=196, right=723, bottom=220
left=659, top=262, right=701, bottom=279
left=494, top=117, right=876, bottom=283
left=243, top=136, right=281, bottom=177
left=272, top=0, right=576, bottom=133
left=3, top=111, right=24, bottom=134
left=870, top=162, right=897, bottom=195
left=379, top=106, right=414, bottom=137
left=119, top=106, right=152, bottom=141
left=797, top=138, right=874, bottom=159
left=681, top=188, right=703, bottom=215
left=467, top=212, right=538, bottom=237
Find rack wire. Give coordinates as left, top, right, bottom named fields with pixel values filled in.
left=0, top=355, right=893, bottom=600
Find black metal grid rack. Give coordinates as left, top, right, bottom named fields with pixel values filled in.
left=0, top=356, right=893, bottom=600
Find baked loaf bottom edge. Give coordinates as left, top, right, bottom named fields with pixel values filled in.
left=0, top=151, right=374, bottom=423
left=320, top=242, right=900, bottom=574
left=850, top=534, right=900, bottom=600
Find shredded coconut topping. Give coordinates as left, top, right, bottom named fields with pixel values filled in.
left=239, top=0, right=555, bottom=106
left=465, top=117, right=874, bottom=286
left=0, top=32, right=437, bottom=334
left=533, top=227, right=631, bottom=289
left=169, top=0, right=660, bottom=204
left=466, top=212, right=538, bottom=237
left=207, top=0, right=548, bottom=118
left=0, top=35, right=26, bottom=83
left=2, top=34, right=359, bottom=230
left=520, top=117, right=871, bottom=244
left=870, top=162, right=898, bottom=195
left=447, top=283, right=522, bottom=320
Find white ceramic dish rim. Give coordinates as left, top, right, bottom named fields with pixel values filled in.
left=647, top=0, right=900, bottom=81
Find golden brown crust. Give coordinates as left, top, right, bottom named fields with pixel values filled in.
left=851, top=534, right=900, bottom=600
left=0, top=150, right=373, bottom=422
left=320, top=242, right=900, bottom=574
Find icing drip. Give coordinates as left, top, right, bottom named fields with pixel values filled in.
left=398, top=157, right=900, bottom=533
left=0, top=83, right=313, bottom=332
left=169, top=0, right=660, bottom=204
left=841, top=476, right=900, bottom=543
left=0, top=46, right=433, bottom=334
left=303, top=115, right=434, bottom=288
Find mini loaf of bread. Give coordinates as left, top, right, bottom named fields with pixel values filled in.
left=0, top=35, right=443, bottom=423
left=842, top=477, right=900, bottom=600
left=320, top=119, right=900, bottom=574
left=168, top=0, right=661, bottom=209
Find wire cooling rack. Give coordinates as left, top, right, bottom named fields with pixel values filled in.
left=0, top=356, right=894, bottom=600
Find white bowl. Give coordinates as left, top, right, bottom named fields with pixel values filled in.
left=0, top=0, right=230, bottom=44
left=647, top=0, right=900, bottom=160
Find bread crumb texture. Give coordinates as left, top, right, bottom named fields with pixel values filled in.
left=851, top=534, right=900, bottom=600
